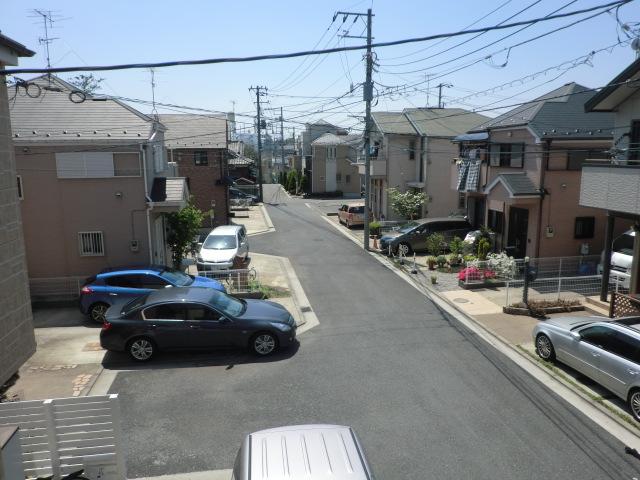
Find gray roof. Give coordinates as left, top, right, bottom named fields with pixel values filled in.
left=487, top=173, right=540, bottom=196
left=10, top=75, right=156, bottom=143
left=229, top=156, right=253, bottom=166
left=404, top=108, right=490, bottom=137
left=159, top=114, right=227, bottom=149
left=471, top=83, right=614, bottom=139
left=372, top=111, right=415, bottom=135
left=311, top=133, right=361, bottom=146
left=0, top=33, right=35, bottom=57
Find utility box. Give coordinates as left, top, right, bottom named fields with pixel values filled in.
left=0, top=426, right=24, bottom=480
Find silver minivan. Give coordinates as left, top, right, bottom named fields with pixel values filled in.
left=232, top=424, right=375, bottom=480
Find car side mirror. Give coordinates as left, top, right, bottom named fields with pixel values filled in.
left=570, top=331, right=581, bottom=340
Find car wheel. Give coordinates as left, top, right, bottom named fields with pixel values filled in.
left=89, top=303, right=109, bottom=323
left=397, top=242, right=412, bottom=256
left=347, top=219, right=352, bottom=229
left=251, top=332, right=278, bottom=355
left=628, top=389, right=640, bottom=422
left=535, top=334, right=555, bottom=361
left=127, top=337, right=156, bottom=362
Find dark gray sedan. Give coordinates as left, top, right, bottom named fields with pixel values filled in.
left=100, top=287, right=297, bottom=361
left=533, top=316, right=640, bottom=421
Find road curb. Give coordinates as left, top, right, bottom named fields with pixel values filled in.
left=319, top=214, right=640, bottom=447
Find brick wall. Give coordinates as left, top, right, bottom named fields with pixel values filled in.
left=173, top=148, right=229, bottom=228
left=0, top=76, right=36, bottom=384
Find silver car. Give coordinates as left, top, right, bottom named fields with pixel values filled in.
left=533, top=316, right=640, bottom=421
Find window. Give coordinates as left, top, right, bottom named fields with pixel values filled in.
left=184, top=304, right=221, bottom=321
left=409, top=139, right=416, bottom=160
left=140, top=274, right=169, bottom=289
left=371, top=141, right=380, bottom=158
left=579, top=325, right=612, bottom=347
left=345, top=174, right=351, bottom=184
left=336, top=172, right=342, bottom=182
left=56, top=152, right=115, bottom=178
left=574, top=217, right=595, bottom=239
left=78, top=231, right=104, bottom=256
left=327, top=146, right=337, bottom=159
left=488, top=210, right=504, bottom=235
left=105, top=275, right=139, bottom=288
left=194, top=151, right=208, bottom=166
left=489, top=143, right=524, bottom=168
left=143, top=304, right=185, bottom=320
left=16, top=175, right=23, bottom=200
left=566, top=149, right=608, bottom=170
left=630, top=120, right=640, bottom=161
left=605, top=331, right=640, bottom=363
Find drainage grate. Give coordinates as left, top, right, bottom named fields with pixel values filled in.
left=301, top=306, right=312, bottom=312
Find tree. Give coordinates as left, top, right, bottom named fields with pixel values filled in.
left=243, top=143, right=258, bottom=161
left=387, top=187, right=427, bottom=219
left=165, top=200, right=205, bottom=269
left=67, top=74, right=104, bottom=93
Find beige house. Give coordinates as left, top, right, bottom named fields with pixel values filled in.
left=359, top=108, right=488, bottom=220
left=457, top=82, right=622, bottom=259
left=10, top=75, right=188, bottom=298
left=0, top=34, right=36, bottom=385
left=310, top=133, right=361, bottom=197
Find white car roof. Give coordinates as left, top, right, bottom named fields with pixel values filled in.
left=249, top=424, right=371, bottom=480
left=207, top=225, right=244, bottom=236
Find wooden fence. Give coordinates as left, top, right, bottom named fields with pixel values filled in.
left=0, top=394, right=126, bottom=479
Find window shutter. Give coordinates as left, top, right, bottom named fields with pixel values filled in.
left=56, top=152, right=114, bottom=178
left=489, top=144, right=500, bottom=166
left=510, top=144, right=524, bottom=168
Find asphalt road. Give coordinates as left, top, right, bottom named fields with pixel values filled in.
left=109, top=184, right=640, bottom=479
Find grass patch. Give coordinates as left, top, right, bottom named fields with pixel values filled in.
left=248, top=280, right=290, bottom=299
left=516, top=344, right=639, bottom=430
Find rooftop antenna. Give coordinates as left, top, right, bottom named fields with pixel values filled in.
left=30, top=10, right=60, bottom=82
left=149, top=68, right=158, bottom=120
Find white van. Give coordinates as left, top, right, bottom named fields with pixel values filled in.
left=232, top=424, right=375, bottom=480
left=600, top=229, right=634, bottom=287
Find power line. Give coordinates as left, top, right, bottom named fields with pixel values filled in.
left=2, top=0, right=630, bottom=75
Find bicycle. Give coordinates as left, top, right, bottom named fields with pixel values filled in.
left=33, top=468, right=90, bottom=480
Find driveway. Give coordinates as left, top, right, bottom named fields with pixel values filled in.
left=109, top=185, right=640, bottom=479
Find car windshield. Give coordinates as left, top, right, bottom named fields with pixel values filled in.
left=210, top=290, right=245, bottom=317
left=160, top=268, right=193, bottom=286
left=121, top=294, right=149, bottom=316
left=349, top=206, right=365, bottom=213
left=203, top=235, right=237, bottom=250
left=398, top=221, right=420, bottom=233
left=613, top=234, right=634, bottom=256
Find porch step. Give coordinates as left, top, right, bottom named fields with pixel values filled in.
left=585, top=295, right=610, bottom=317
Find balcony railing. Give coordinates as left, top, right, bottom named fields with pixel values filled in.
left=580, top=160, right=640, bottom=216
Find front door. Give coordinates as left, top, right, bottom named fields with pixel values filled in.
left=507, top=207, right=529, bottom=258
left=154, top=216, right=166, bottom=265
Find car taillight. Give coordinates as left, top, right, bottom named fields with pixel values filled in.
left=80, top=286, right=93, bottom=294
left=102, top=321, right=112, bottom=331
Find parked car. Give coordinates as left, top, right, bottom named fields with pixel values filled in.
left=197, top=225, right=249, bottom=271
left=80, top=266, right=225, bottom=323
left=100, top=287, right=297, bottom=361
left=533, top=316, right=640, bottom=421
left=338, top=204, right=368, bottom=228
left=232, top=424, right=375, bottom=480
left=598, top=229, right=634, bottom=288
left=379, top=217, right=472, bottom=255
left=230, top=187, right=258, bottom=205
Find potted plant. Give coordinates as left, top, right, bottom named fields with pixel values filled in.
left=431, top=275, right=438, bottom=285
left=427, top=256, right=437, bottom=270
left=369, top=221, right=381, bottom=237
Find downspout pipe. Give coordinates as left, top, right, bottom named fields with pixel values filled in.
left=535, top=139, right=551, bottom=258
left=141, top=144, right=154, bottom=264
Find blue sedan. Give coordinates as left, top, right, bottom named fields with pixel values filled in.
left=80, top=265, right=225, bottom=323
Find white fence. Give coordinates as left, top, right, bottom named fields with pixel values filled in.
left=197, top=268, right=258, bottom=294
left=29, top=276, right=86, bottom=303
left=0, top=394, right=126, bottom=479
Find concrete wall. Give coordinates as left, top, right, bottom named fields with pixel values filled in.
left=335, top=144, right=359, bottom=196
left=311, top=146, right=327, bottom=193
left=0, top=72, right=36, bottom=384
left=15, top=146, right=150, bottom=277
left=385, top=134, right=418, bottom=220
left=171, top=148, right=229, bottom=228
left=425, top=137, right=460, bottom=217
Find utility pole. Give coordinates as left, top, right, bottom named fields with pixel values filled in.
left=249, top=86, right=267, bottom=202
left=280, top=106, right=285, bottom=167
left=336, top=8, right=374, bottom=250
left=437, top=83, right=452, bottom=109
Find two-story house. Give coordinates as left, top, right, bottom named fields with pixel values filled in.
left=459, top=82, right=616, bottom=258
left=10, top=75, right=188, bottom=298
left=310, top=132, right=361, bottom=197
left=0, top=34, right=36, bottom=385
left=159, top=114, right=230, bottom=228
left=301, top=120, right=342, bottom=191
left=580, top=57, right=640, bottom=302
left=360, top=108, right=488, bottom=220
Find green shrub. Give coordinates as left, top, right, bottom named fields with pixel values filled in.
left=369, top=221, right=381, bottom=236
left=449, top=236, right=464, bottom=255
left=436, top=255, right=447, bottom=268
left=477, top=237, right=491, bottom=260
left=425, top=233, right=445, bottom=256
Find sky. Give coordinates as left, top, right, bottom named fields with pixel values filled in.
left=3, top=0, right=640, bottom=137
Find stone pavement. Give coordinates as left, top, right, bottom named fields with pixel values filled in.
left=230, top=203, right=274, bottom=236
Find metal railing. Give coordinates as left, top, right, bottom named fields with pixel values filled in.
left=234, top=184, right=260, bottom=198
left=197, top=268, right=258, bottom=294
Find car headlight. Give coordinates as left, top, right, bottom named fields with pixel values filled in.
left=271, top=322, right=292, bottom=332
left=197, top=255, right=204, bottom=262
